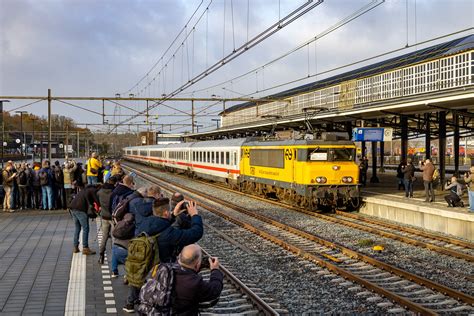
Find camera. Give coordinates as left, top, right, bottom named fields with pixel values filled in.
left=200, top=255, right=215, bottom=270
left=180, top=201, right=189, bottom=211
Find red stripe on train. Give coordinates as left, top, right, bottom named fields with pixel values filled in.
left=126, top=155, right=240, bottom=175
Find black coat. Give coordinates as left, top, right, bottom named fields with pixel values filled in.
left=70, top=186, right=99, bottom=213
left=402, top=163, right=415, bottom=180
left=97, top=183, right=115, bottom=219
left=172, top=266, right=224, bottom=315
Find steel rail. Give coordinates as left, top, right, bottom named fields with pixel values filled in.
left=124, top=163, right=474, bottom=311
left=334, top=210, right=474, bottom=249
left=164, top=169, right=474, bottom=262
left=200, top=248, right=279, bottom=316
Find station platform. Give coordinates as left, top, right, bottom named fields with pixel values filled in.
left=360, top=171, right=474, bottom=241
left=0, top=210, right=128, bottom=316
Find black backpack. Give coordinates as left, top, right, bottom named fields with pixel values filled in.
left=54, top=167, right=63, bottom=184
left=112, top=213, right=135, bottom=240
left=112, top=193, right=139, bottom=223
left=39, top=171, right=49, bottom=186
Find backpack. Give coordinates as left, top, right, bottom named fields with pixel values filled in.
left=137, top=263, right=176, bottom=316
left=54, top=167, right=63, bottom=183
left=112, top=193, right=139, bottom=223
left=18, top=171, right=28, bottom=185
left=125, top=233, right=159, bottom=288
left=112, top=213, right=135, bottom=240
left=39, top=171, right=49, bottom=186
left=432, top=169, right=440, bottom=181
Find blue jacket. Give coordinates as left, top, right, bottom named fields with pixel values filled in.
left=137, top=215, right=203, bottom=263
left=129, top=195, right=155, bottom=235
left=110, top=184, right=134, bottom=211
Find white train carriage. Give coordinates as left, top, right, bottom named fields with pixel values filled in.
left=123, top=138, right=247, bottom=187
left=188, top=138, right=245, bottom=186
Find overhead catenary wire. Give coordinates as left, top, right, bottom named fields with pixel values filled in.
left=180, top=0, right=385, bottom=96
left=108, top=0, right=323, bottom=134
left=122, top=0, right=204, bottom=95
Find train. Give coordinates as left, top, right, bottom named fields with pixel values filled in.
left=123, top=136, right=360, bottom=211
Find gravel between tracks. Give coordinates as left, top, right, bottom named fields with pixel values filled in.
left=131, top=163, right=473, bottom=298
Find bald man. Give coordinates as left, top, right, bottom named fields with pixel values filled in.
left=173, top=244, right=223, bottom=315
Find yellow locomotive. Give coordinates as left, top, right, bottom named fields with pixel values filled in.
left=240, top=139, right=359, bottom=210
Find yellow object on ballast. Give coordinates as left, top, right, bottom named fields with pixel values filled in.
left=373, top=245, right=384, bottom=252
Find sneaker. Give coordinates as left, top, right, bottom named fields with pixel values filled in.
left=111, top=272, right=119, bottom=278
left=123, top=304, right=135, bottom=313
left=73, top=246, right=80, bottom=254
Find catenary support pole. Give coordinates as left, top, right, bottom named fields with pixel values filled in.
left=370, top=141, right=379, bottom=183
left=439, top=111, right=447, bottom=186
left=401, top=115, right=408, bottom=162
left=453, top=112, right=460, bottom=175
left=425, top=113, right=431, bottom=159
left=379, top=141, right=385, bottom=172
left=48, top=89, right=52, bottom=161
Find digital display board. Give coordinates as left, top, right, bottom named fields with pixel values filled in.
left=352, top=128, right=392, bottom=142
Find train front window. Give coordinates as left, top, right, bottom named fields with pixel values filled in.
left=298, top=148, right=355, bottom=162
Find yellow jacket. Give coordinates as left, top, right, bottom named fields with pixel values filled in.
left=87, top=157, right=102, bottom=176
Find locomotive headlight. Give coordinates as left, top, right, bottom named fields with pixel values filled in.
left=342, top=176, right=353, bottom=183
left=332, top=165, right=340, bottom=171
left=316, top=177, right=327, bottom=184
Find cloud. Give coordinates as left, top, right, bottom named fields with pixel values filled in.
left=1, top=0, right=473, bottom=133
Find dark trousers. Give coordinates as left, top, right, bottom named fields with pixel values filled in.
left=423, top=181, right=435, bottom=202
left=65, top=188, right=73, bottom=209
left=18, top=185, right=28, bottom=209
left=33, top=186, right=42, bottom=209
left=445, top=192, right=461, bottom=207
left=127, top=286, right=140, bottom=305
left=360, top=172, right=367, bottom=186
left=404, top=179, right=413, bottom=197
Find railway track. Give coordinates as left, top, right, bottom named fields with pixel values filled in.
left=124, top=163, right=474, bottom=315
left=127, top=161, right=474, bottom=262
left=200, top=248, right=283, bottom=315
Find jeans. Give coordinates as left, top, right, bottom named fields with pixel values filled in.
left=468, top=191, right=474, bottom=211
left=403, top=179, right=413, bottom=197
left=111, top=244, right=128, bottom=274
left=18, top=185, right=28, bottom=209
left=127, top=286, right=140, bottom=305
left=42, top=185, right=53, bottom=210
left=423, top=181, right=435, bottom=202
left=99, top=219, right=112, bottom=254
left=87, top=176, right=98, bottom=185
left=33, top=186, right=42, bottom=209
left=71, top=209, right=90, bottom=248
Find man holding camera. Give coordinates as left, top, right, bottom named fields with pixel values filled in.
left=124, top=198, right=203, bottom=313
left=444, top=175, right=463, bottom=207
left=172, top=244, right=223, bottom=315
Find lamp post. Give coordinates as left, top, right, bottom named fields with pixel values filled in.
left=15, top=111, right=28, bottom=162
left=31, top=117, right=37, bottom=163
left=0, top=100, right=10, bottom=168
left=211, top=118, right=220, bottom=129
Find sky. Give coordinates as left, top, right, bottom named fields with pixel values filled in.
left=1, top=0, right=473, bottom=133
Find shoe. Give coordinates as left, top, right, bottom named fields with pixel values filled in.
left=82, top=247, right=96, bottom=255
left=123, top=276, right=128, bottom=285
left=9, top=209, right=15, bottom=213
left=73, top=246, right=80, bottom=253
left=123, top=304, right=135, bottom=313
left=111, top=272, right=119, bottom=278
left=98, top=253, right=104, bottom=264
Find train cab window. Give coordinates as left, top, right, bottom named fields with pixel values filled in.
left=297, top=148, right=355, bottom=162
left=225, top=152, right=230, bottom=165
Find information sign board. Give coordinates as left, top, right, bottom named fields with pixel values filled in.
left=352, top=128, right=393, bottom=142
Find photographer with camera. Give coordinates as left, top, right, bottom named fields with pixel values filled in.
left=444, top=175, right=464, bottom=207
left=419, top=158, right=436, bottom=202
left=170, top=192, right=192, bottom=229
left=172, top=244, right=223, bottom=315
left=2, top=163, right=17, bottom=212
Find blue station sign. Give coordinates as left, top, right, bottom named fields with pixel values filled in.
left=352, top=127, right=393, bottom=142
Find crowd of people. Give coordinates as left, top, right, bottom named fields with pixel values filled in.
left=0, top=152, right=125, bottom=213
left=68, top=153, right=224, bottom=315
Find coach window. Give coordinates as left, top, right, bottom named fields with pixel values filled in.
left=221, top=152, right=224, bottom=164
left=233, top=152, right=237, bottom=165
left=216, top=152, right=220, bottom=164
left=211, top=152, right=215, bottom=163
left=226, top=152, right=230, bottom=165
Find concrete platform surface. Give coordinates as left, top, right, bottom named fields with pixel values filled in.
left=360, top=171, right=474, bottom=240
left=0, top=210, right=130, bottom=316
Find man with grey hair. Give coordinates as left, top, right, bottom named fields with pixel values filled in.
left=419, top=158, right=435, bottom=202
left=172, top=244, right=223, bottom=314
